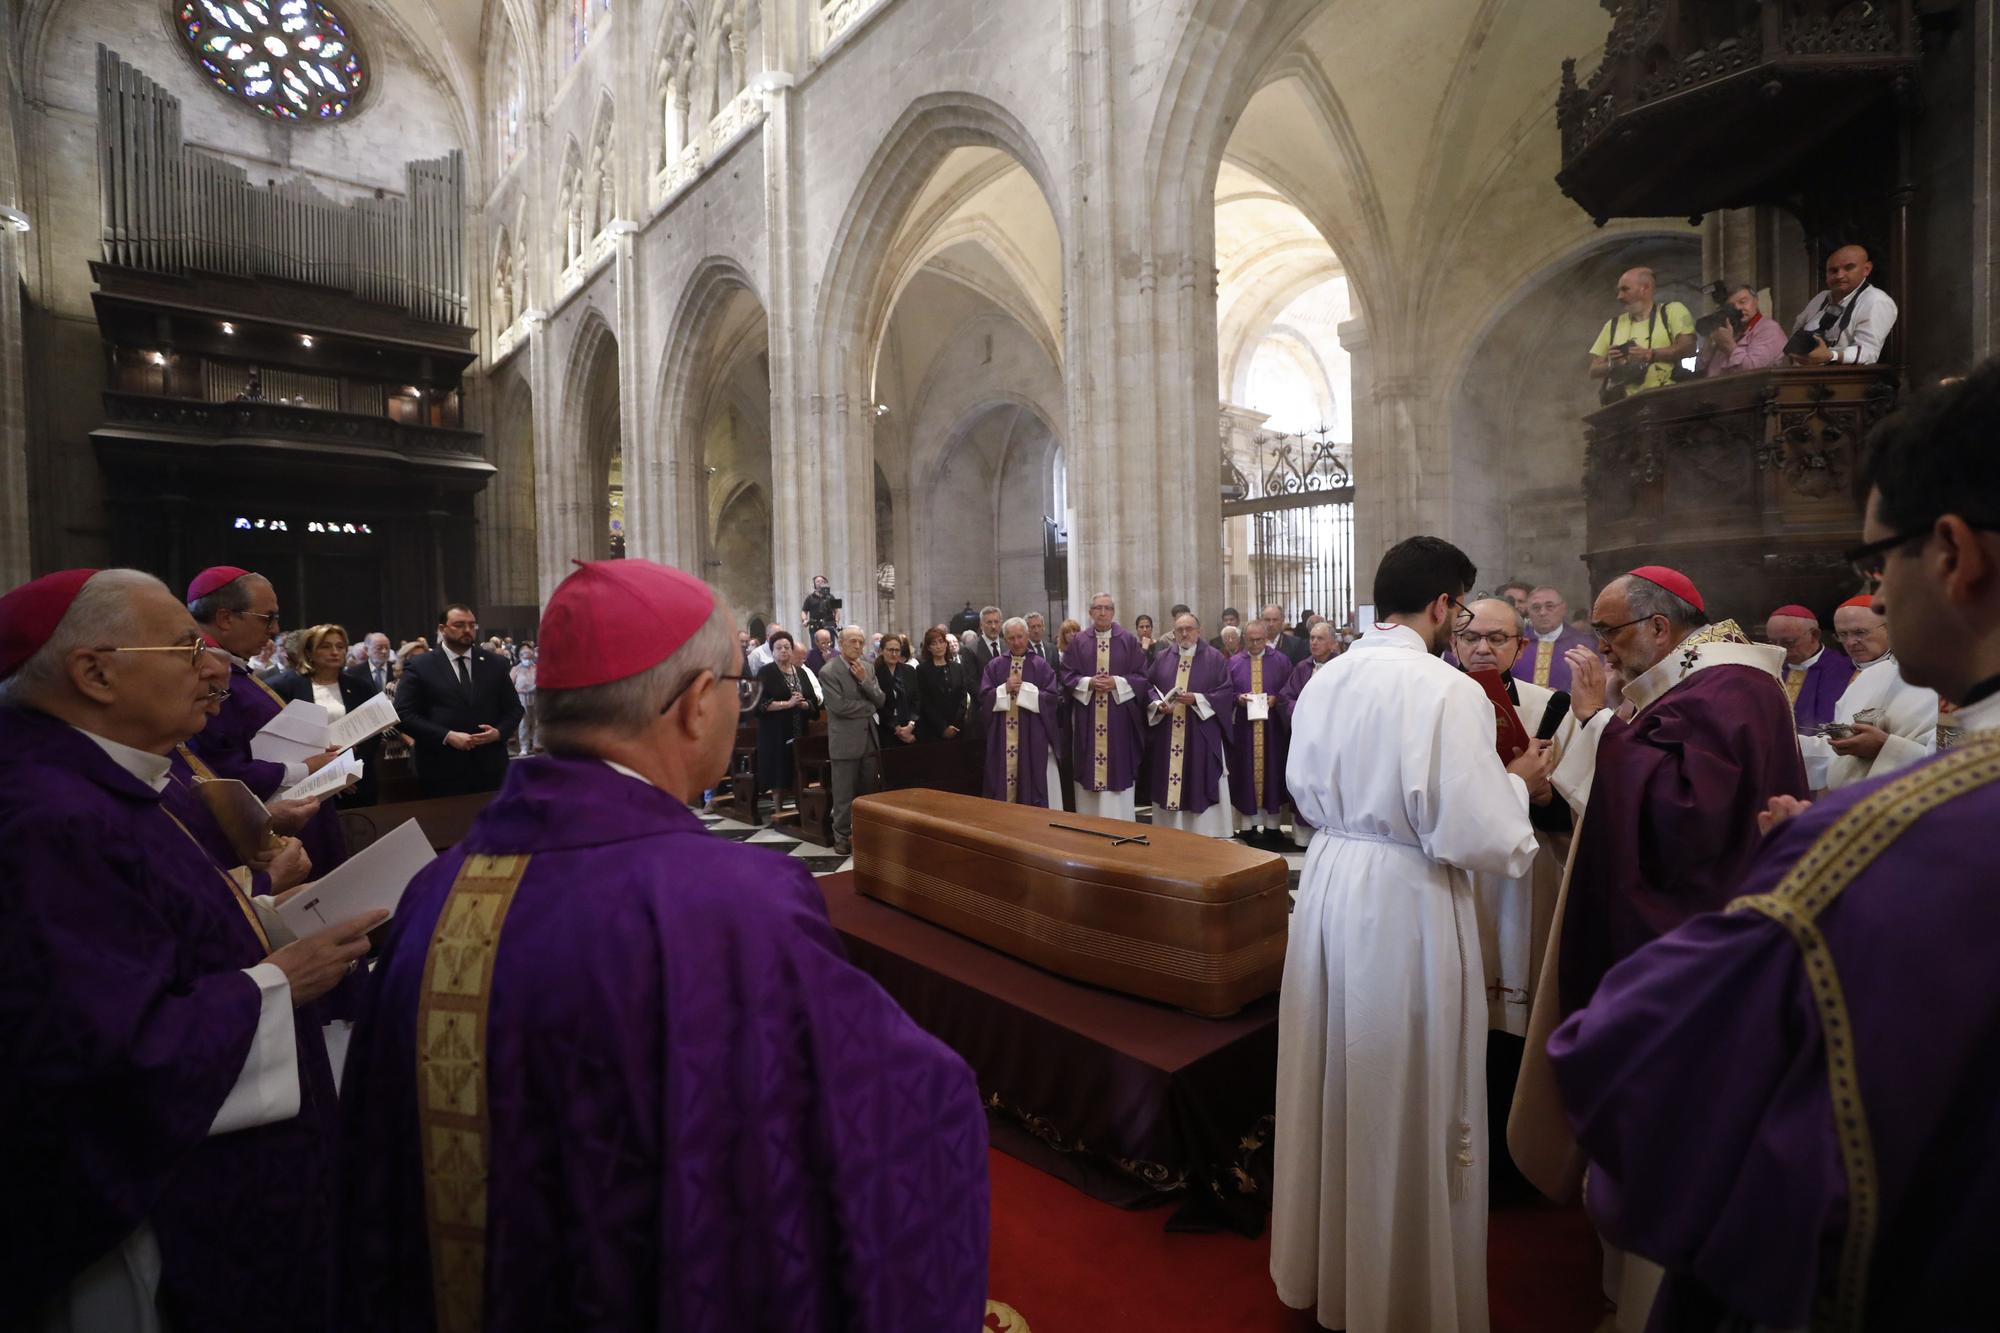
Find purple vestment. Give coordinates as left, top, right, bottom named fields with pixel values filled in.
left=1277, top=655, right=1331, bottom=830
left=978, top=651, right=1063, bottom=806
left=185, top=657, right=349, bottom=873
left=1145, top=643, right=1236, bottom=813
left=1560, top=663, right=1808, bottom=1015
left=338, top=755, right=989, bottom=1332
left=1226, top=649, right=1289, bottom=816
left=1056, top=624, right=1148, bottom=793
left=1511, top=623, right=1599, bottom=694
left=0, top=705, right=338, bottom=1331
left=1786, top=647, right=1852, bottom=730
left=1550, top=742, right=2000, bottom=1330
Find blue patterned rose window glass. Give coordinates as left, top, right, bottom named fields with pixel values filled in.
left=176, top=0, right=369, bottom=123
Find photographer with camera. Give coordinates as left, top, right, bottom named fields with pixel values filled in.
left=1786, top=243, right=1898, bottom=366
left=801, top=574, right=842, bottom=639
left=1588, top=266, right=1695, bottom=403
left=1696, top=283, right=1786, bottom=377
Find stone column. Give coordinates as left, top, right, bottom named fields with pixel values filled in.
left=1975, top=0, right=1999, bottom=361
left=761, top=77, right=812, bottom=624
left=525, top=313, right=581, bottom=604
left=0, top=219, right=28, bottom=588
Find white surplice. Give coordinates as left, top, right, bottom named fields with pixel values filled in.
left=1271, top=624, right=1539, bottom=1333
left=1471, top=678, right=1581, bottom=1036
left=1796, top=652, right=1939, bottom=791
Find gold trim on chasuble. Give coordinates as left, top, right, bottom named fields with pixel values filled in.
left=416, top=852, right=533, bottom=1333
left=157, top=805, right=273, bottom=950
left=1784, top=666, right=1806, bottom=707
left=1092, top=635, right=1111, bottom=789
left=243, top=668, right=289, bottom=708
left=1532, top=638, right=1554, bottom=688
left=1165, top=653, right=1195, bottom=810
left=1727, top=736, right=2000, bottom=1333
left=1004, top=655, right=1027, bottom=803
left=1249, top=652, right=1266, bottom=809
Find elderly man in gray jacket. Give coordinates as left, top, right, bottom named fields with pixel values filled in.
left=819, top=624, right=884, bottom=856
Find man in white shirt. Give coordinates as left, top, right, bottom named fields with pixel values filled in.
left=1798, top=593, right=1939, bottom=790
left=1272, top=538, right=1553, bottom=1333
left=1788, top=243, right=1899, bottom=366
left=0, top=567, right=381, bottom=1333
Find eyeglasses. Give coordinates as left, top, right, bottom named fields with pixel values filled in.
left=243, top=610, right=280, bottom=626
left=1452, top=630, right=1520, bottom=650
left=1845, top=521, right=2000, bottom=590
left=658, top=670, right=746, bottom=715
left=1450, top=599, right=1474, bottom=631
left=101, top=640, right=212, bottom=669
left=1590, top=614, right=1660, bottom=640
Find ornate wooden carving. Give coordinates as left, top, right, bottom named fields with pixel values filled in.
left=1582, top=367, right=1895, bottom=623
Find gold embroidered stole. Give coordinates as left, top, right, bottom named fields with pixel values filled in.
left=1004, top=655, right=1027, bottom=803
left=1785, top=666, right=1807, bottom=706
left=1165, top=653, right=1195, bottom=810
left=1727, top=735, right=2000, bottom=1332
left=417, top=852, right=534, bottom=1333
left=1249, top=652, right=1266, bottom=809
left=1091, top=634, right=1111, bottom=789
left=1532, top=638, right=1554, bottom=687
left=239, top=663, right=288, bottom=708
left=157, top=804, right=273, bottom=950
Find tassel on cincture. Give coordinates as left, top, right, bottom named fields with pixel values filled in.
left=1449, top=1120, right=1475, bottom=1202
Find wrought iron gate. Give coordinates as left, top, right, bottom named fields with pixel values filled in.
left=1221, top=424, right=1356, bottom=625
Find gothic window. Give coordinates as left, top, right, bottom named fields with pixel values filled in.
left=493, top=229, right=515, bottom=327
left=495, top=40, right=525, bottom=168
left=567, top=0, right=589, bottom=68
left=175, top=0, right=368, bottom=123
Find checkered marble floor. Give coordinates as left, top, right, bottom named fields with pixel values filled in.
left=697, top=803, right=1309, bottom=904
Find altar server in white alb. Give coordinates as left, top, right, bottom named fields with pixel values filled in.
left=1797, top=592, right=1939, bottom=791
left=1272, top=537, right=1553, bottom=1333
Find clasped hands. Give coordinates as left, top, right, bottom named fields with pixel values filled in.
left=446, top=726, right=503, bottom=751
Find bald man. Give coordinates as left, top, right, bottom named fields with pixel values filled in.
left=1515, top=587, right=1598, bottom=693
left=1766, top=604, right=1849, bottom=731
left=1797, top=596, right=1940, bottom=791
left=1788, top=242, right=1899, bottom=366
left=1589, top=267, right=1695, bottom=399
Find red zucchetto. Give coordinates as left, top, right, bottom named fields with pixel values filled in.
left=536, top=559, right=718, bottom=690
left=1768, top=603, right=1818, bottom=623
left=1626, top=565, right=1705, bottom=614
left=0, top=568, right=100, bottom=680
left=186, top=565, right=253, bottom=603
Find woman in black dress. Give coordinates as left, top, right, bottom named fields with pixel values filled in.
left=750, top=631, right=821, bottom=823
left=914, top=625, right=971, bottom=741
left=874, top=632, right=919, bottom=751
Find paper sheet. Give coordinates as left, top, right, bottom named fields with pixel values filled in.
left=251, top=699, right=330, bottom=764
left=1245, top=693, right=1270, bottom=722
left=277, top=751, right=364, bottom=803
left=276, top=817, right=435, bottom=936
left=327, top=692, right=399, bottom=752
left=193, top=777, right=273, bottom=864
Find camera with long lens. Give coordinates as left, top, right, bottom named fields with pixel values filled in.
left=1693, top=304, right=1747, bottom=340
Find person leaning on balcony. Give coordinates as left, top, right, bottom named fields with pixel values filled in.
left=1589, top=267, right=1696, bottom=399
left=1787, top=243, right=1899, bottom=366
left=1698, top=284, right=1789, bottom=377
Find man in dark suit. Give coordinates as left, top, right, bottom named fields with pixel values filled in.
left=964, top=605, right=1006, bottom=679
left=1023, top=613, right=1055, bottom=663
left=1262, top=604, right=1308, bottom=666
left=394, top=603, right=523, bottom=797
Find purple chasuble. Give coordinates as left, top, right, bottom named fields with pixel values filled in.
left=1145, top=642, right=1236, bottom=813
left=337, top=755, right=989, bottom=1332
left=1511, top=623, right=1598, bottom=693
left=185, top=657, right=349, bottom=873
left=1560, top=662, right=1807, bottom=1015
left=978, top=651, right=1063, bottom=806
left=1550, top=738, right=2000, bottom=1331
left=1226, top=649, right=1289, bottom=816
left=1056, top=624, right=1148, bottom=793
left=0, top=705, right=338, bottom=1332
left=1277, top=655, right=1330, bottom=830
left=1786, top=647, right=1852, bottom=731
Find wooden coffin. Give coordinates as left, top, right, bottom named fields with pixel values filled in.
left=850, top=790, right=1288, bottom=1017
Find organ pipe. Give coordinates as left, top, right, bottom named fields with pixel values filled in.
left=96, top=45, right=467, bottom=326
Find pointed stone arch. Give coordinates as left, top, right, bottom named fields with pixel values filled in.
left=559, top=308, right=623, bottom=562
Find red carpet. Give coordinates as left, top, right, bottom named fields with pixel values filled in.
left=985, top=1149, right=1605, bottom=1333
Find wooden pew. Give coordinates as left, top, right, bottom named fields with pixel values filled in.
left=339, top=791, right=496, bottom=856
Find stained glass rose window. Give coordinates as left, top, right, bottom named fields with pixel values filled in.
left=175, top=0, right=368, bottom=123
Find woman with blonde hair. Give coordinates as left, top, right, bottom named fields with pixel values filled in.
left=269, top=622, right=385, bottom=805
